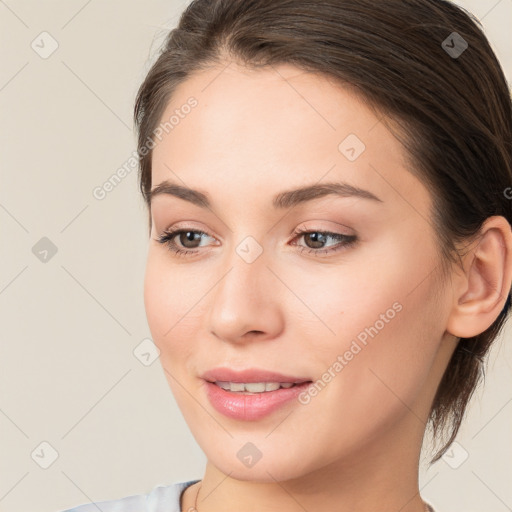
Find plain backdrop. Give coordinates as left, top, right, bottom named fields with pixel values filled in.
left=0, top=1, right=511, bottom=511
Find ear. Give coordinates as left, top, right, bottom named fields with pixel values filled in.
left=446, top=216, right=512, bottom=338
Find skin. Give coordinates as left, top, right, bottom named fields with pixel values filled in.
left=144, top=60, right=512, bottom=512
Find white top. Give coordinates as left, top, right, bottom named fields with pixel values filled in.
left=60, top=479, right=201, bottom=512
left=60, top=479, right=437, bottom=512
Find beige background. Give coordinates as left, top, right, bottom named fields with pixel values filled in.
left=0, top=1, right=511, bottom=511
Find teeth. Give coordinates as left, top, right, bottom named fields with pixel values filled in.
left=215, top=381, right=296, bottom=393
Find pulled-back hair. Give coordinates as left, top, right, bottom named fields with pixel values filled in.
left=134, top=0, right=512, bottom=462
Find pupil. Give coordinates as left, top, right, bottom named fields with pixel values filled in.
left=180, top=231, right=200, bottom=248
left=306, top=232, right=325, bottom=249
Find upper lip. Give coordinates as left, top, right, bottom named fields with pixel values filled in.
left=201, top=367, right=312, bottom=384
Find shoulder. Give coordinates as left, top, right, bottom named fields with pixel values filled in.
left=59, top=479, right=201, bottom=512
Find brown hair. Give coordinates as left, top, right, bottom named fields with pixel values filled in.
left=134, top=0, right=512, bottom=463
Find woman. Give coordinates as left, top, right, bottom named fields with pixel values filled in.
left=61, top=0, right=512, bottom=510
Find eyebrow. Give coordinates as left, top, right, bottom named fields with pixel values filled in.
left=149, top=180, right=383, bottom=209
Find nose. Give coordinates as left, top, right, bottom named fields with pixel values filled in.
left=206, top=246, right=284, bottom=344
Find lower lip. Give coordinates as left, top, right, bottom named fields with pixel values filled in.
left=204, top=381, right=313, bottom=421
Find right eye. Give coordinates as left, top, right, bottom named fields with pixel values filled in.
left=156, top=228, right=217, bottom=256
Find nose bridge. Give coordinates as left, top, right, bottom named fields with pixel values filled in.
left=215, top=239, right=269, bottom=314
left=226, top=256, right=264, bottom=304
left=207, top=236, right=283, bottom=340
left=219, top=232, right=269, bottom=298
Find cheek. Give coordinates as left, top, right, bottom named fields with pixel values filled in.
left=143, top=251, right=202, bottom=363
left=284, top=234, right=444, bottom=407
left=143, top=254, right=206, bottom=409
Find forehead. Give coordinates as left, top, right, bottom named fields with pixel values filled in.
left=153, top=62, right=385, bottom=161
left=150, top=61, right=428, bottom=213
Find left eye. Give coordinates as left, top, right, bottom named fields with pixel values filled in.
left=291, top=229, right=357, bottom=255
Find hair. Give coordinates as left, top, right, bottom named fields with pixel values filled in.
left=133, top=0, right=512, bottom=463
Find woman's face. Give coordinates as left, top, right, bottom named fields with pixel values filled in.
left=145, top=62, right=456, bottom=481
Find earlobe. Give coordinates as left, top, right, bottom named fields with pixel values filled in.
left=446, top=216, right=512, bottom=339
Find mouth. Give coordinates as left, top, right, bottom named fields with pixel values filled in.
left=201, top=367, right=312, bottom=388
left=207, top=380, right=312, bottom=394
left=203, top=378, right=314, bottom=420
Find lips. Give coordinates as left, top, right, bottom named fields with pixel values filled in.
left=204, top=380, right=313, bottom=421
left=201, top=367, right=312, bottom=384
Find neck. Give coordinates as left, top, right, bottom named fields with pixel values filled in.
left=186, top=412, right=430, bottom=512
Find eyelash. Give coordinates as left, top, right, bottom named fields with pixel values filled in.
left=155, top=227, right=357, bottom=258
